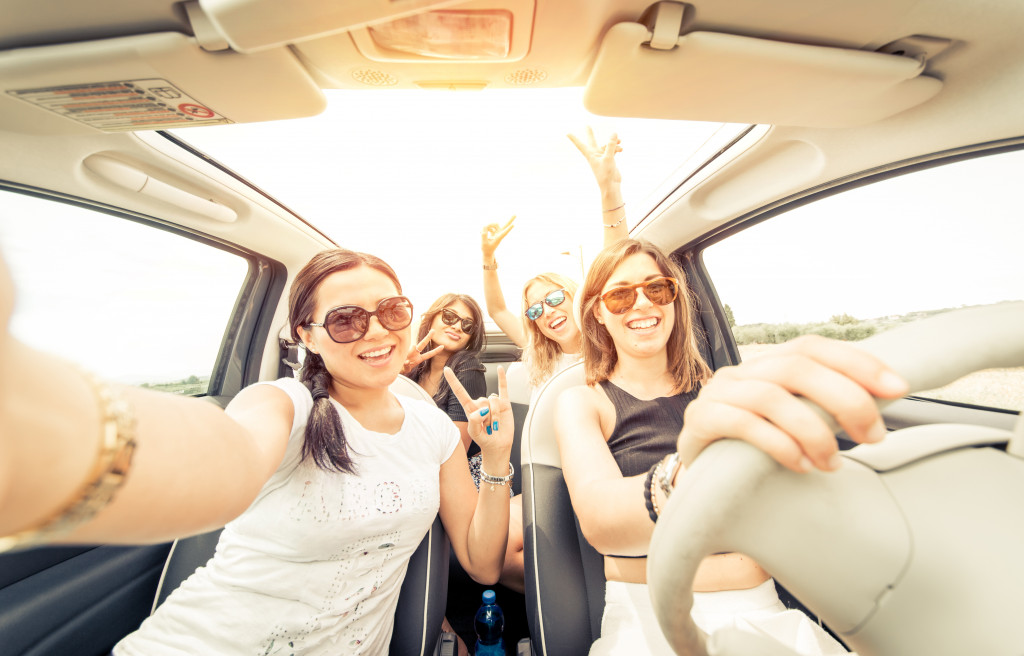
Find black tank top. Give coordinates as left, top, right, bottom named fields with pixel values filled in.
left=599, top=379, right=700, bottom=477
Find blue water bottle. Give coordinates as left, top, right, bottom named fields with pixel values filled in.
left=474, top=589, right=505, bottom=656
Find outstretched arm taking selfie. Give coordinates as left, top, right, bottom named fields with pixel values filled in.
left=0, top=259, right=292, bottom=549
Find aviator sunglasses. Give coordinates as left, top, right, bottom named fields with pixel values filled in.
left=307, top=296, right=413, bottom=344
left=600, top=277, right=679, bottom=314
left=440, top=308, right=476, bottom=334
left=525, top=289, right=567, bottom=321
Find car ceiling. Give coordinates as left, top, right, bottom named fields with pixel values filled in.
left=1, top=0, right=1023, bottom=255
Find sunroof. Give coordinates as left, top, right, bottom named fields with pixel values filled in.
left=170, top=87, right=748, bottom=319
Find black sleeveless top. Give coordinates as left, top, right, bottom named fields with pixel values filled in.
left=599, top=379, right=701, bottom=477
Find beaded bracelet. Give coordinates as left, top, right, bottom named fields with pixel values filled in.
left=480, top=462, right=514, bottom=492
left=643, top=463, right=659, bottom=523
left=0, top=369, right=138, bottom=553
left=603, top=215, right=626, bottom=229
left=482, top=262, right=498, bottom=270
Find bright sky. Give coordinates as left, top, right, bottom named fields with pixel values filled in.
left=170, top=88, right=739, bottom=322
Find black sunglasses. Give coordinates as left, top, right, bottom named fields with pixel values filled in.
left=440, top=308, right=476, bottom=334
left=525, top=288, right=567, bottom=321
left=600, top=277, right=678, bottom=314
left=307, top=296, right=413, bottom=344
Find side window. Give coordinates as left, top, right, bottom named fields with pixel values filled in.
left=703, top=148, right=1024, bottom=412
left=0, top=189, right=250, bottom=395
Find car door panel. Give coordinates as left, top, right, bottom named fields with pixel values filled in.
left=0, top=543, right=171, bottom=656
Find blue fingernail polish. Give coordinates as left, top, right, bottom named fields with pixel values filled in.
left=492, top=421, right=498, bottom=432
left=479, top=408, right=489, bottom=417
left=486, top=425, right=492, bottom=435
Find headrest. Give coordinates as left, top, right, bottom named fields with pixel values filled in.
left=521, top=361, right=586, bottom=469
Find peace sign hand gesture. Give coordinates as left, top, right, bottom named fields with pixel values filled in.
left=481, top=216, right=515, bottom=260
left=444, top=365, right=514, bottom=460
left=567, top=126, right=622, bottom=190
left=402, top=330, right=444, bottom=375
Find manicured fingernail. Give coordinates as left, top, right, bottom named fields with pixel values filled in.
left=796, top=456, right=813, bottom=473
left=486, top=425, right=492, bottom=435
left=479, top=408, right=489, bottom=417
left=825, top=453, right=843, bottom=471
left=492, top=421, right=499, bottom=432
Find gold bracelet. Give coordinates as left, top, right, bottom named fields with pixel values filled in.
left=0, top=369, right=138, bottom=553
left=482, top=261, right=498, bottom=271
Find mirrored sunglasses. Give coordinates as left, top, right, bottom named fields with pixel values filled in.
left=525, top=288, right=567, bottom=321
left=441, top=308, right=475, bottom=334
left=600, top=277, right=678, bottom=315
left=307, top=295, right=413, bottom=344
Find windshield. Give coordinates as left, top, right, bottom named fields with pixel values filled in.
left=170, top=88, right=746, bottom=327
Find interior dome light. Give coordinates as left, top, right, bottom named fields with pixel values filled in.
left=367, top=10, right=512, bottom=59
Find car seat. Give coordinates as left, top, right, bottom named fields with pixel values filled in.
left=521, top=361, right=606, bottom=655
left=150, top=375, right=453, bottom=656
left=506, top=361, right=531, bottom=496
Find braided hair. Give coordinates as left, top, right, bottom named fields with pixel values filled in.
left=289, top=249, right=403, bottom=473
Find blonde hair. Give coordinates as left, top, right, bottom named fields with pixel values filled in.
left=578, top=239, right=711, bottom=391
left=521, top=272, right=580, bottom=387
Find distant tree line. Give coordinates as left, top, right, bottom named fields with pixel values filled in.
left=728, top=306, right=878, bottom=345
left=139, top=374, right=208, bottom=395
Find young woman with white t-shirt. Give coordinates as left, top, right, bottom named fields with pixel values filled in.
left=0, top=248, right=514, bottom=655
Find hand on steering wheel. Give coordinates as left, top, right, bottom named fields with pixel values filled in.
left=677, top=335, right=908, bottom=475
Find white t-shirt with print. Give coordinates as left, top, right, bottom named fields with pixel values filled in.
left=115, top=377, right=460, bottom=656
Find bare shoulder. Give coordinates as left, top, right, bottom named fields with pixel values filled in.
left=557, top=383, right=615, bottom=440
left=228, top=380, right=295, bottom=411
left=225, top=381, right=297, bottom=435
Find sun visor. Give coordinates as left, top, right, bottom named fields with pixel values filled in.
left=583, top=23, right=943, bottom=128
left=0, top=32, right=326, bottom=135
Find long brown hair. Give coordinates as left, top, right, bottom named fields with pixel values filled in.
left=579, top=239, right=711, bottom=391
left=289, top=248, right=403, bottom=473
left=521, top=272, right=580, bottom=387
left=407, top=293, right=486, bottom=405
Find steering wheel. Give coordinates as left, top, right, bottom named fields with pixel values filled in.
left=647, top=302, right=1024, bottom=656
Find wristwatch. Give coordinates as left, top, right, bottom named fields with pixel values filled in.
left=656, top=451, right=683, bottom=499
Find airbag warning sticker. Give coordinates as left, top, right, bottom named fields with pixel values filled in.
left=8, top=79, right=232, bottom=131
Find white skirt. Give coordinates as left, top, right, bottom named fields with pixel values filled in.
left=589, top=579, right=850, bottom=656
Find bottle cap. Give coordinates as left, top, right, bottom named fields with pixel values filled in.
left=482, top=589, right=496, bottom=604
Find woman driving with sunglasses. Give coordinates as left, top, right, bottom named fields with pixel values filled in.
left=557, top=238, right=904, bottom=654
left=0, top=248, right=515, bottom=655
